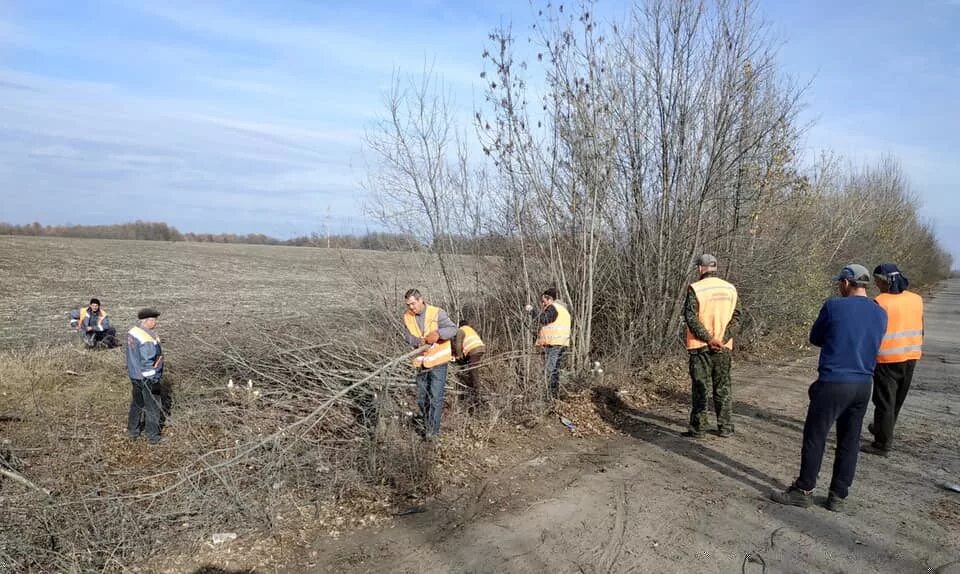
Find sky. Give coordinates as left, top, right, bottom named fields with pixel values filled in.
left=0, top=0, right=957, bottom=258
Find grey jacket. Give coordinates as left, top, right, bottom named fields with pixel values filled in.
left=404, top=306, right=458, bottom=348
left=81, top=307, right=113, bottom=332
left=126, top=323, right=163, bottom=381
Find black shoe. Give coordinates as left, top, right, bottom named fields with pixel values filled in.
left=867, top=423, right=876, bottom=436
left=860, top=443, right=889, bottom=457
left=771, top=485, right=813, bottom=508
left=682, top=430, right=705, bottom=439
left=825, top=491, right=844, bottom=512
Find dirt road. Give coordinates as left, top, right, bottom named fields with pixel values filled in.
left=300, top=280, right=960, bottom=573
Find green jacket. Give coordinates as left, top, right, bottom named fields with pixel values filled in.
left=683, top=272, right=742, bottom=351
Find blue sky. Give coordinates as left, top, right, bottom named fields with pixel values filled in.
left=0, top=1, right=957, bottom=259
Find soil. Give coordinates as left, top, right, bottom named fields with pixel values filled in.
left=182, top=280, right=960, bottom=573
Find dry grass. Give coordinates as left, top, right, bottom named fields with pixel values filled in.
left=0, top=236, right=691, bottom=572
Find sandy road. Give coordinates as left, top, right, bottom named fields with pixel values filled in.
left=302, top=280, right=960, bottom=573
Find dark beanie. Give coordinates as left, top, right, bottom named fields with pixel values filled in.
left=137, top=308, right=160, bottom=320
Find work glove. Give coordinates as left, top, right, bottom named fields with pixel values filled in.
left=424, top=331, right=440, bottom=345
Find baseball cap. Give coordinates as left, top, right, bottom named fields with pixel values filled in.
left=832, top=264, right=871, bottom=285
left=695, top=254, right=718, bottom=267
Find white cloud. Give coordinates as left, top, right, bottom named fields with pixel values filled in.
left=29, top=145, right=83, bottom=160
left=135, top=2, right=487, bottom=89
left=0, top=67, right=367, bottom=232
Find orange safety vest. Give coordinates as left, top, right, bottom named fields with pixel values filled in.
left=685, top=276, right=738, bottom=351
left=875, top=291, right=923, bottom=363
left=79, top=307, right=107, bottom=329
left=459, top=325, right=485, bottom=357
left=404, top=305, right=452, bottom=369
left=536, top=302, right=571, bottom=347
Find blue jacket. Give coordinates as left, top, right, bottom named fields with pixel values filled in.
left=80, top=306, right=113, bottom=333
left=126, top=324, right=163, bottom=380
left=810, top=296, right=887, bottom=384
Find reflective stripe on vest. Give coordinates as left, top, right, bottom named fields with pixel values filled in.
left=128, top=326, right=159, bottom=344
left=460, top=325, right=484, bottom=356
left=404, top=305, right=452, bottom=369
left=876, top=291, right=923, bottom=363
left=536, top=302, right=571, bottom=347
left=685, top=277, right=738, bottom=351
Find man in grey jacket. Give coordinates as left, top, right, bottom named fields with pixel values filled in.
left=403, top=289, right=458, bottom=439
left=126, top=308, right=164, bottom=444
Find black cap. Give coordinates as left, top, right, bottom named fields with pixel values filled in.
left=137, top=308, right=160, bottom=320
left=89, top=298, right=101, bottom=305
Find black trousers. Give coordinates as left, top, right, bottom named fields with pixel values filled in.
left=796, top=381, right=871, bottom=499
left=871, top=360, right=917, bottom=450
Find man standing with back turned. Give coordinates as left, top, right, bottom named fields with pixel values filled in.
left=684, top=254, right=741, bottom=438
left=402, top=289, right=458, bottom=439
left=772, top=264, right=887, bottom=511
left=862, top=263, right=923, bottom=457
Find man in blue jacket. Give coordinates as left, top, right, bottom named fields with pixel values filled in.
left=772, top=264, right=887, bottom=511
left=126, top=308, right=164, bottom=444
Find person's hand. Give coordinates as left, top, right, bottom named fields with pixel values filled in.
left=524, top=304, right=533, bottom=312
left=708, top=338, right=724, bottom=351
left=86, top=327, right=93, bottom=333
left=424, top=331, right=440, bottom=345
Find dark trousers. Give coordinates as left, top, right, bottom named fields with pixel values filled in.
left=544, top=345, right=566, bottom=398
left=871, top=360, right=916, bottom=450
left=128, top=378, right=163, bottom=441
left=84, top=328, right=117, bottom=348
left=458, top=352, right=484, bottom=403
left=688, top=350, right=733, bottom=433
left=796, top=381, right=871, bottom=498
left=416, top=363, right=448, bottom=436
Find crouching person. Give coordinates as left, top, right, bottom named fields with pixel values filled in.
left=78, top=298, right=118, bottom=348
left=453, top=319, right=486, bottom=405
left=126, top=308, right=165, bottom=444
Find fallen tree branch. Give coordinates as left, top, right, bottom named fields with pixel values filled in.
left=76, top=345, right=430, bottom=503
left=0, top=464, right=51, bottom=497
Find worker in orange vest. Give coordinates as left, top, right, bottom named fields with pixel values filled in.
left=453, top=319, right=486, bottom=405
left=402, top=289, right=458, bottom=439
left=683, top=254, right=741, bottom=438
left=862, top=263, right=923, bottom=457
left=525, top=287, right=571, bottom=398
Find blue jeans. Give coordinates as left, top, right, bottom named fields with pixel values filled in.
left=544, top=346, right=566, bottom=398
left=128, top=378, right=163, bottom=441
left=416, top=363, right=448, bottom=436
left=796, top=381, right=871, bottom=498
